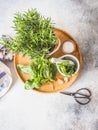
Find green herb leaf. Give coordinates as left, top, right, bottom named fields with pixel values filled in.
left=17, top=64, right=32, bottom=74
left=58, top=60, right=76, bottom=76
left=2, top=9, right=56, bottom=58
left=17, top=57, right=57, bottom=89
left=25, top=79, right=41, bottom=89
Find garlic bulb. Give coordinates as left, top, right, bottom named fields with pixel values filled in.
left=0, top=35, right=13, bottom=61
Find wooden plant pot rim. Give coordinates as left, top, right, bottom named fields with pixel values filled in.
left=48, top=38, right=61, bottom=57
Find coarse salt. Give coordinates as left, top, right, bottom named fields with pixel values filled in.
left=62, top=41, right=75, bottom=53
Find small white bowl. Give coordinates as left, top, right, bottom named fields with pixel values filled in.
left=56, top=54, right=80, bottom=77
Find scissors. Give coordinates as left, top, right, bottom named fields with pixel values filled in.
left=60, top=88, right=92, bottom=105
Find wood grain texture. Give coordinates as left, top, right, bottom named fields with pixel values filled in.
left=14, top=28, right=82, bottom=93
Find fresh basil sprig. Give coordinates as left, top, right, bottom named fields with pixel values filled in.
left=17, top=57, right=57, bottom=89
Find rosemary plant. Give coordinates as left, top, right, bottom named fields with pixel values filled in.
left=3, top=9, right=56, bottom=58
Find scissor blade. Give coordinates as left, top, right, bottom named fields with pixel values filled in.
left=60, top=91, right=74, bottom=96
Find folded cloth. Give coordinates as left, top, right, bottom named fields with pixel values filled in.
left=0, top=61, right=12, bottom=98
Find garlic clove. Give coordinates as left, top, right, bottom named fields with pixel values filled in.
left=57, top=78, right=64, bottom=84
left=64, top=77, right=69, bottom=82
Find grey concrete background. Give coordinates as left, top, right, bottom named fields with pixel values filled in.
left=0, top=0, right=98, bottom=130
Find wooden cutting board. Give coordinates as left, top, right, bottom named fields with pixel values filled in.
left=14, top=28, right=82, bottom=93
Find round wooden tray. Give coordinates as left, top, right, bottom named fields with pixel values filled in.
left=14, top=28, right=82, bottom=93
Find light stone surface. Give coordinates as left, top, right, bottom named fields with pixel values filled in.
left=0, top=0, right=98, bottom=130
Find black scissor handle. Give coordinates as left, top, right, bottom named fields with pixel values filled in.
left=74, top=88, right=92, bottom=105
left=75, top=88, right=92, bottom=97
left=60, top=88, right=92, bottom=105
left=74, top=96, right=91, bottom=105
